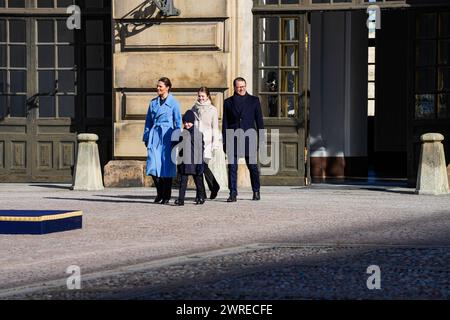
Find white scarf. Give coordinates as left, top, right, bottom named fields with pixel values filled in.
left=193, top=100, right=213, bottom=119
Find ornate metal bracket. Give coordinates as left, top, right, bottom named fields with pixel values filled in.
left=152, top=0, right=181, bottom=17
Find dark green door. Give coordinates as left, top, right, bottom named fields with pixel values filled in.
left=254, top=14, right=310, bottom=186
left=0, top=17, right=77, bottom=182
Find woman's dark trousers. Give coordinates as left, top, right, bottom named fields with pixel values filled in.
left=152, top=176, right=162, bottom=201
left=201, top=162, right=220, bottom=198
left=152, top=176, right=173, bottom=201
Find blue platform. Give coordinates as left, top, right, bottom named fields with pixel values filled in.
left=0, top=210, right=83, bottom=235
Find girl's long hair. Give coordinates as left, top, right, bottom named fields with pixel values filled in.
left=198, top=86, right=212, bottom=103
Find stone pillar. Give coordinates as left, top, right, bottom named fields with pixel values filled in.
left=72, top=134, right=104, bottom=191
left=448, top=164, right=450, bottom=189
left=235, top=0, right=254, bottom=93
left=416, top=133, right=450, bottom=195
left=231, top=0, right=253, bottom=190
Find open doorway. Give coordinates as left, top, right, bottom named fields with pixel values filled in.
left=309, top=9, right=408, bottom=185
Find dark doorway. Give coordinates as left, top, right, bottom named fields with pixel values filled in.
left=368, top=9, right=408, bottom=181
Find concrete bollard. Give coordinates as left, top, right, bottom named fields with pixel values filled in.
left=72, top=134, right=104, bottom=191
left=416, top=133, right=450, bottom=195
left=448, top=164, right=450, bottom=189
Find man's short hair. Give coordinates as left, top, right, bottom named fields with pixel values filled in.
left=233, top=77, right=247, bottom=87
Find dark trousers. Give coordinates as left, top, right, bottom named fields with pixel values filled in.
left=152, top=176, right=173, bottom=200
left=228, top=156, right=260, bottom=196
left=201, top=162, right=220, bottom=198
left=178, top=174, right=205, bottom=201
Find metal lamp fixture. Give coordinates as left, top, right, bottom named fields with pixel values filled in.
left=152, top=0, right=181, bottom=17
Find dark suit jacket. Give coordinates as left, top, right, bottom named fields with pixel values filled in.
left=222, top=93, right=264, bottom=157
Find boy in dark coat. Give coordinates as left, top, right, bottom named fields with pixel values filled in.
left=175, top=110, right=206, bottom=206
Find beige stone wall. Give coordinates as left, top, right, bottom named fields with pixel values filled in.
left=114, top=52, right=228, bottom=89
left=116, top=92, right=224, bottom=119
left=112, top=0, right=254, bottom=159
left=112, top=0, right=243, bottom=158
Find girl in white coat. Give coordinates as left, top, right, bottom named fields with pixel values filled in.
left=191, top=87, right=221, bottom=199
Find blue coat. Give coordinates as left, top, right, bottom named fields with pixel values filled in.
left=143, top=94, right=182, bottom=178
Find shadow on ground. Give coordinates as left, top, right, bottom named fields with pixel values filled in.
left=7, top=245, right=450, bottom=300
left=30, top=185, right=72, bottom=190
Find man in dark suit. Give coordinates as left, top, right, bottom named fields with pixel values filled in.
left=222, top=77, right=265, bottom=202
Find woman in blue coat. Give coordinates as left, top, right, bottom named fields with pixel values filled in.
left=143, top=77, right=182, bottom=204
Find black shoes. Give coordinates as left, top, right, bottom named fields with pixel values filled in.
left=161, top=199, right=170, bottom=205
left=210, top=188, right=219, bottom=200
left=154, top=196, right=163, bottom=203
left=175, top=199, right=204, bottom=205
left=172, top=193, right=258, bottom=204
left=195, top=198, right=206, bottom=205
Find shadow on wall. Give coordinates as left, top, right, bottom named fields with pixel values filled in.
left=114, top=1, right=171, bottom=52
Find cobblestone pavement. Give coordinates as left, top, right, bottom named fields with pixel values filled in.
left=1, top=183, right=450, bottom=300
left=4, top=245, right=450, bottom=300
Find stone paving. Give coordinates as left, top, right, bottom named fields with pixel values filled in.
left=1, top=183, right=450, bottom=299
left=5, top=245, right=450, bottom=300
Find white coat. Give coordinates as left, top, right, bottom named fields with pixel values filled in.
left=191, top=101, right=220, bottom=160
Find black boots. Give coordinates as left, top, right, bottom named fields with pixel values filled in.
left=195, top=197, right=205, bottom=205
left=154, top=195, right=170, bottom=204
left=210, top=188, right=219, bottom=200
left=175, top=198, right=205, bottom=205
left=226, top=192, right=259, bottom=202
